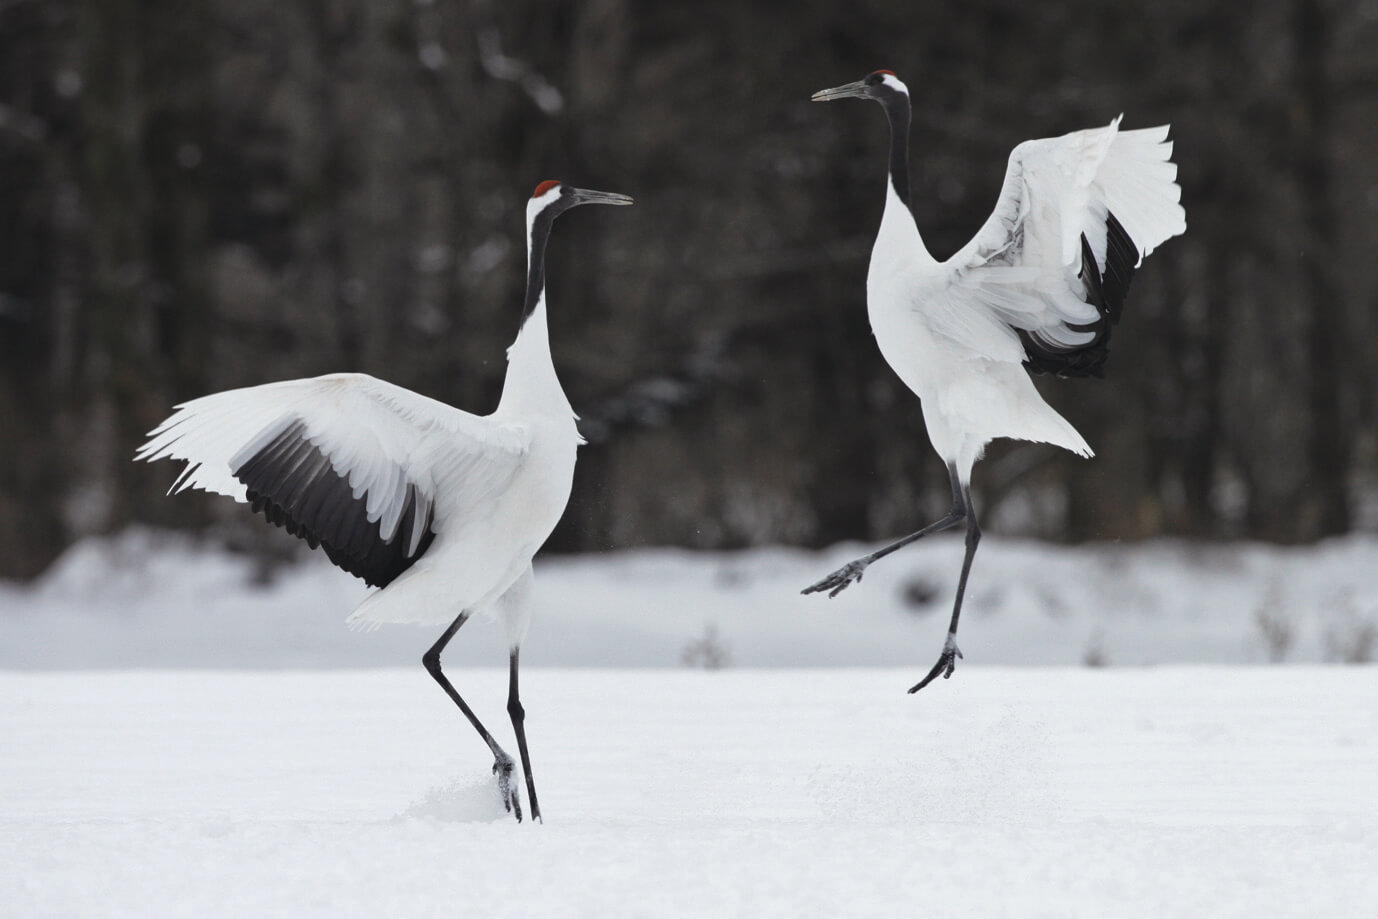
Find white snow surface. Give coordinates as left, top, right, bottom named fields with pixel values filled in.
left=3, top=667, right=1375, bottom=917
left=4, top=532, right=1377, bottom=915
left=3, top=528, right=1378, bottom=669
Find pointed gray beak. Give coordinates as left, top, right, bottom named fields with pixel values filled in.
left=811, top=80, right=871, bottom=103
left=569, top=188, right=635, bottom=207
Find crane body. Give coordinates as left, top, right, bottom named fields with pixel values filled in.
left=805, top=71, right=1185, bottom=692
left=138, top=181, right=633, bottom=821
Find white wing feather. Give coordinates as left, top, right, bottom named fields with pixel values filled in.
left=918, top=117, right=1186, bottom=364
left=136, top=373, right=530, bottom=545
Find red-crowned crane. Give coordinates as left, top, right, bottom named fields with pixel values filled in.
left=804, top=70, right=1186, bottom=693
left=137, top=181, right=633, bottom=821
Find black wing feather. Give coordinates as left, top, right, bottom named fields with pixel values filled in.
left=233, top=419, right=435, bottom=588
left=1020, top=211, right=1138, bottom=379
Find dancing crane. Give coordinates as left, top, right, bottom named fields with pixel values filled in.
left=804, top=70, right=1185, bottom=692
left=137, top=181, right=633, bottom=821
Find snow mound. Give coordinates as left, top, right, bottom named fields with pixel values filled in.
left=397, top=776, right=514, bottom=824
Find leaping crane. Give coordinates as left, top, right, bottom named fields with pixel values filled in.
left=804, top=70, right=1185, bottom=692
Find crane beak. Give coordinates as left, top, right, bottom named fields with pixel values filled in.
left=811, top=80, right=870, bottom=102
left=568, top=188, right=635, bottom=207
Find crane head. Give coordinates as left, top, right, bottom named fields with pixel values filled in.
left=529, top=181, right=634, bottom=218
left=811, top=70, right=909, bottom=104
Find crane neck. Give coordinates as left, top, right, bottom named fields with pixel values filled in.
left=498, top=209, right=575, bottom=421
left=500, top=292, right=575, bottom=420
left=872, top=93, right=934, bottom=268
left=522, top=207, right=556, bottom=323
left=881, top=94, right=912, bottom=212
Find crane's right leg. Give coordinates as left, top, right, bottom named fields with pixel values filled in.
left=908, top=478, right=979, bottom=693
left=506, top=647, right=541, bottom=823
left=801, top=463, right=967, bottom=598
left=423, top=610, right=524, bottom=822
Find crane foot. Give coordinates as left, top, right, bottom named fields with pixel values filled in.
left=801, top=558, right=870, bottom=598
left=908, top=639, right=963, bottom=694
left=493, top=753, right=523, bottom=822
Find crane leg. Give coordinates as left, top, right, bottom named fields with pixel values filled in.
left=909, top=481, right=979, bottom=693
left=506, top=648, right=542, bottom=823
left=422, top=611, right=524, bottom=822
left=801, top=463, right=967, bottom=598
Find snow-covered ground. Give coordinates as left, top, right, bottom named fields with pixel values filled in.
left=3, top=667, right=1375, bottom=917
left=3, top=533, right=1376, bottom=915
left=2, top=528, right=1377, bottom=670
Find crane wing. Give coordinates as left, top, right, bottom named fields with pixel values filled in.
left=926, top=117, right=1186, bottom=376
left=136, top=373, right=530, bottom=587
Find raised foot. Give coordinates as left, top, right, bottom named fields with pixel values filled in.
left=801, top=559, right=871, bottom=598
left=908, top=640, right=963, bottom=694
left=493, top=753, right=523, bottom=822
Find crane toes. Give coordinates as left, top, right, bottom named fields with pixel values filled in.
left=493, top=754, right=523, bottom=822
left=801, top=559, right=870, bottom=598
left=907, top=641, right=963, bottom=694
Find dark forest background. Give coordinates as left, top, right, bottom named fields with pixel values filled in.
left=2, top=0, right=1376, bottom=579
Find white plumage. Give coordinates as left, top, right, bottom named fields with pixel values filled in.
left=137, top=371, right=550, bottom=635
left=137, top=180, right=633, bottom=821
left=805, top=71, right=1185, bottom=692
left=141, top=375, right=526, bottom=579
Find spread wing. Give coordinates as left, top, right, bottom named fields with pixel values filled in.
left=136, top=373, right=530, bottom=587
left=922, top=117, right=1186, bottom=376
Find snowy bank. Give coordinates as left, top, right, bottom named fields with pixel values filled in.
left=2, top=528, right=1376, bottom=669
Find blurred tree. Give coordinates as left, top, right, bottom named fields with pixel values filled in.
left=2, top=0, right=1377, bottom=578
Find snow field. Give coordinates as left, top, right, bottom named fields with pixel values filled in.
left=3, top=667, right=1375, bottom=917
left=4, top=531, right=1377, bottom=915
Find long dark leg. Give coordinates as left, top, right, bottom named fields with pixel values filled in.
left=422, top=610, right=523, bottom=821
left=802, top=463, right=967, bottom=598
left=909, top=480, right=980, bottom=693
left=506, top=648, right=541, bottom=823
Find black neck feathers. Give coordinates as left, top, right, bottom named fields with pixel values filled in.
left=523, top=208, right=558, bottom=324
left=880, top=93, right=912, bottom=211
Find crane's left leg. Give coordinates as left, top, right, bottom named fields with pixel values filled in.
left=802, top=463, right=966, bottom=598
left=423, top=612, right=524, bottom=821
left=909, top=481, right=980, bottom=693
left=506, top=647, right=542, bottom=823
